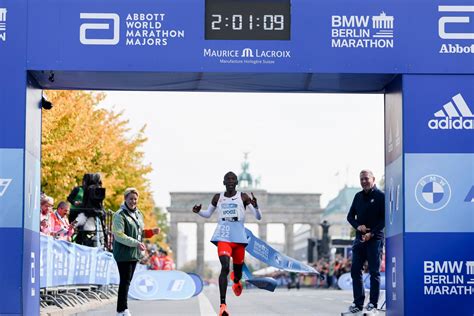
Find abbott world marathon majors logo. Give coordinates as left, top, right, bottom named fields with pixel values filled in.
left=438, top=5, right=474, bottom=54
left=331, top=11, right=394, bottom=48
left=415, top=174, right=452, bottom=211
left=79, top=12, right=185, bottom=46
left=428, top=93, right=474, bottom=130
left=203, top=47, right=291, bottom=65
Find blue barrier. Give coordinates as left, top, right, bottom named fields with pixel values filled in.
left=40, top=235, right=119, bottom=288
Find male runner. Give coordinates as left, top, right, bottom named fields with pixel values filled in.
left=193, top=171, right=262, bottom=316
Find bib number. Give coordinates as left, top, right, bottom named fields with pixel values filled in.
left=219, top=224, right=230, bottom=238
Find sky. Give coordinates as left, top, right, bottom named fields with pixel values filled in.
left=98, top=91, right=385, bottom=266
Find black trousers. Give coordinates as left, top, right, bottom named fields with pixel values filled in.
left=350, top=238, right=383, bottom=308
left=117, top=261, right=138, bottom=313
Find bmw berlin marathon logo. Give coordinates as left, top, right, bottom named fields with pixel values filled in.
left=415, top=175, right=452, bottom=211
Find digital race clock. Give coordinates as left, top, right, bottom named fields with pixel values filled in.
left=205, top=0, right=291, bottom=40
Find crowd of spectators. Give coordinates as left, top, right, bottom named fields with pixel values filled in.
left=40, top=193, right=75, bottom=241
left=139, top=243, right=175, bottom=271
left=40, top=174, right=174, bottom=271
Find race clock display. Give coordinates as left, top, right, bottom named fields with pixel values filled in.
left=205, top=0, right=291, bottom=40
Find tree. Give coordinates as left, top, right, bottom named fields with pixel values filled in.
left=42, top=90, right=166, bottom=242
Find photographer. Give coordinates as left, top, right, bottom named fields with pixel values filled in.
left=67, top=173, right=91, bottom=223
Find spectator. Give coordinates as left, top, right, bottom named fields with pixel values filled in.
left=158, top=249, right=174, bottom=270
left=346, top=169, right=385, bottom=314
left=112, top=187, right=160, bottom=316
left=40, top=195, right=54, bottom=235
left=51, top=201, right=75, bottom=241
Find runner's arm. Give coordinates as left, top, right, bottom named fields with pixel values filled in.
left=242, top=192, right=262, bottom=220
left=247, top=204, right=262, bottom=220
left=196, top=194, right=219, bottom=218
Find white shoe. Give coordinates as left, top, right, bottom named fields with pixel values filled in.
left=343, top=304, right=363, bottom=315
left=117, top=309, right=131, bottom=316
left=365, top=303, right=378, bottom=314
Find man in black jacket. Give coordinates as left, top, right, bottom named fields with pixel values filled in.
left=346, top=170, right=385, bottom=314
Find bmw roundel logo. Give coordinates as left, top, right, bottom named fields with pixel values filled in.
left=415, top=174, right=451, bottom=211
left=133, top=274, right=159, bottom=298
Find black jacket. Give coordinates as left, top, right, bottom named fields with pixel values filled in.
left=347, top=186, right=385, bottom=240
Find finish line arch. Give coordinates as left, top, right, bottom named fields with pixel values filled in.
left=0, top=1, right=473, bottom=315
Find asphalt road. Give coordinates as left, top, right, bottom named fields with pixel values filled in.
left=78, top=287, right=386, bottom=316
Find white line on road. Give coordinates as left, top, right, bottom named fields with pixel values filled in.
left=198, top=292, right=215, bottom=316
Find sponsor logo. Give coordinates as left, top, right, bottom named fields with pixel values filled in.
left=221, top=203, right=238, bottom=209
left=391, top=257, right=397, bottom=301
left=274, top=253, right=283, bottom=266
left=438, top=6, right=474, bottom=54
left=80, top=12, right=185, bottom=46
left=203, top=47, right=291, bottom=65
left=125, top=13, right=184, bottom=46
left=169, top=279, right=185, bottom=292
left=331, top=11, right=394, bottom=48
left=388, top=178, right=400, bottom=225
left=31, top=252, right=36, bottom=297
left=0, top=8, right=6, bottom=42
left=465, top=186, right=474, bottom=202
left=80, top=13, right=120, bottom=45
left=135, top=274, right=159, bottom=295
left=0, top=178, right=12, bottom=197
left=428, top=93, right=474, bottom=130
left=415, top=174, right=451, bottom=211
left=252, top=240, right=269, bottom=260
left=424, top=260, right=474, bottom=295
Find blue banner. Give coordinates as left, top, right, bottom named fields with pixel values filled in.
left=24, top=0, right=474, bottom=74
left=39, top=235, right=119, bottom=288
left=245, top=228, right=318, bottom=274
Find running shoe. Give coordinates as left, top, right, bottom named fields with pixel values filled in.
left=219, top=303, right=230, bottom=316
left=230, top=271, right=243, bottom=296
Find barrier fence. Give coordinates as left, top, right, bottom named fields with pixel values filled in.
left=40, top=235, right=119, bottom=288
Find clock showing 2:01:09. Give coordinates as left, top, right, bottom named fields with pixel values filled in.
left=205, top=0, right=291, bottom=40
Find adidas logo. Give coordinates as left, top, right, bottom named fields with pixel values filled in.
left=428, top=93, right=474, bottom=130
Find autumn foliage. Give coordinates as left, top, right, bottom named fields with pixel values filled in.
left=42, top=90, right=166, bottom=244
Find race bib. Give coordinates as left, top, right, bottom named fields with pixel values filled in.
left=221, top=203, right=238, bottom=219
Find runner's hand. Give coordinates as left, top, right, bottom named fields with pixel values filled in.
left=250, top=192, right=258, bottom=208
left=192, top=204, right=202, bottom=213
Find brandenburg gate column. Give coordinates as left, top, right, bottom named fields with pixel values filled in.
left=196, top=222, right=205, bottom=276
left=169, top=220, right=178, bottom=267
left=258, top=222, right=267, bottom=242
left=284, top=223, right=294, bottom=257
